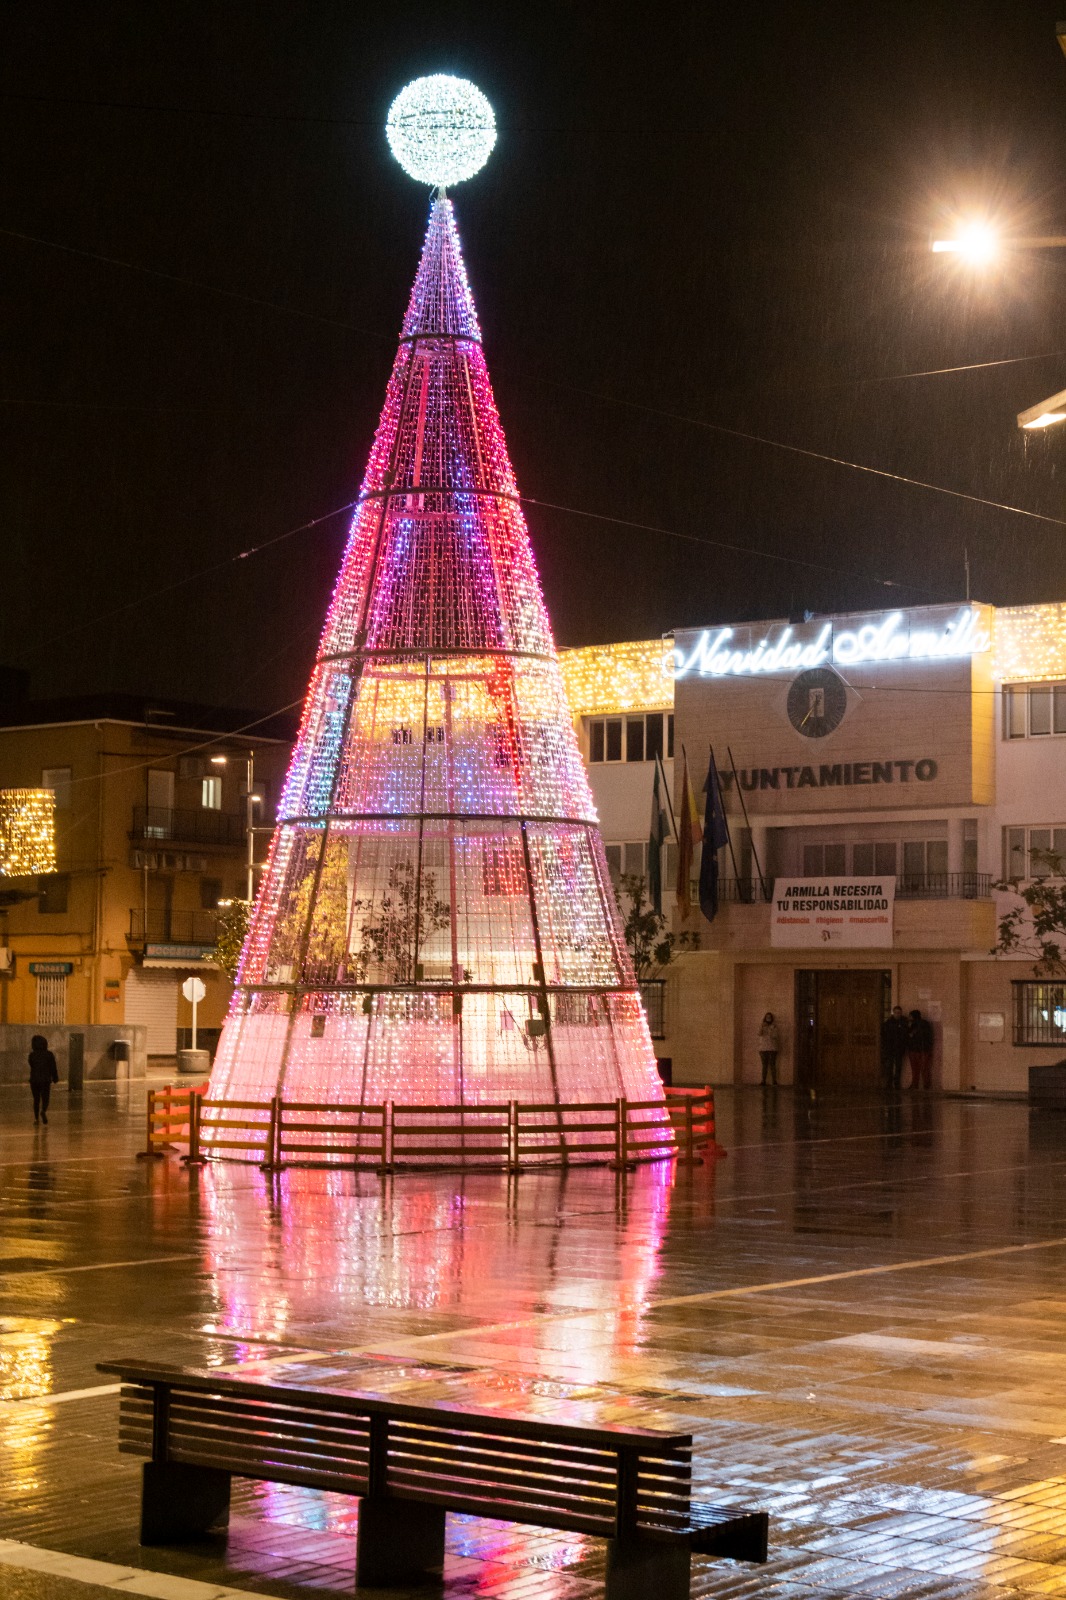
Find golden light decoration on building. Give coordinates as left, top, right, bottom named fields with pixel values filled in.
left=558, top=639, right=673, bottom=717
left=0, top=789, right=57, bottom=877
left=992, top=603, right=1066, bottom=683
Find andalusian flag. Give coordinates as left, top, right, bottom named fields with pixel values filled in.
left=675, top=750, right=703, bottom=921
left=648, top=762, right=668, bottom=915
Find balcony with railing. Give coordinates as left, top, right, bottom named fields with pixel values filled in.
left=128, top=908, right=221, bottom=946
left=130, top=806, right=244, bottom=847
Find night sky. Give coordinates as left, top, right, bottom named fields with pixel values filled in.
left=4, top=1, right=1066, bottom=717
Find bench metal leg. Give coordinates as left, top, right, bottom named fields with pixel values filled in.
left=140, top=1461, right=231, bottom=1544
left=355, top=1496, right=446, bottom=1586
left=606, top=1537, right=690, bottom=1600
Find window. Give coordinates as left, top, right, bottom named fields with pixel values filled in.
left=1004, top=826, right=1066, bottom=878
left=587, top=712, right=673, bottom=764
left=200, top=877, right=223, bottom=911
left=623, top=841, right=646, bottom=877
left=902, top=839, right=948, bottom=886
left=1004, top=683, right=1066, bottom=738
left=1012, top=981, right=1066, bottom=1046
left=179, top=756, right=202, bottom=781
left=201, top=775, right=222, bottom=810
left=38, top=874, right=69, bottom=914
left=605, top=842, right=647, bottom=884
left=852, top=842, right=897, bottom=875
left=802, top=843, right=846, bottom=875
left=41, top=767, right=71, bottom=809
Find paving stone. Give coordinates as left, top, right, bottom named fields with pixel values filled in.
left=4, top=1085, right=1066, bottom=1598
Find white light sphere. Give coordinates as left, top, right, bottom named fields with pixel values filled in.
left=386, top=74, right=496, bottom=187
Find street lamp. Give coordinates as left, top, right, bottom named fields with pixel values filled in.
left=210, top=751, right=261, bottom=901
left=1017, top=388, right=1066, bottom=431
left=931, top=218, right=1066, bottom=429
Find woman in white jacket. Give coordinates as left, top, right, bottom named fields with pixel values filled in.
left=757, top=1013, right=780, bottom=1086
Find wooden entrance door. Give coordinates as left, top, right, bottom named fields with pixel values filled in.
left=795, top=970, right=890, bottom=1089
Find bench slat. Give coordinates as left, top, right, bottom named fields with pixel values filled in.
left=100, top=1364, right=691, bottom=1451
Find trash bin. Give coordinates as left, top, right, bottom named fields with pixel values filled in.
left=68, top=1032, right=85, bottom=1092
left=177, top=1048, right=212, bottom=1077
left=110, top=1037, right=131, bottom=1081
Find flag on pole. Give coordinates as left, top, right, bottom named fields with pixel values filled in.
left=675, top=750, right=703, bottom=921
left=648, top=761, right=668, bottom=915
left=699, top=749, right=730, bottom=922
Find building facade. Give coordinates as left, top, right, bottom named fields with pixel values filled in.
left=560, top=601, right=1066, bottom=1092
left=0, top=695, right=290, bottom=1066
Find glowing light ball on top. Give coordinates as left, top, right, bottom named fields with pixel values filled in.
left=386, top=74, right=496, bottom=186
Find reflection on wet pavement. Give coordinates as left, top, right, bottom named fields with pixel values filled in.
left=4, top=1084, right=1066, bottom=1597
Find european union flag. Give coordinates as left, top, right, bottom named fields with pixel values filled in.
left=699, top=750, right=730, bottom=922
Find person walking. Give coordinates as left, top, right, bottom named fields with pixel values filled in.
left=28, top=1034, right=59, bottom=1124
left=880, top=1005, right=909, bottom=1090
left=757, top=1012, right=780, bottom=1086
left=906, top=1009, right=934, bottom=1092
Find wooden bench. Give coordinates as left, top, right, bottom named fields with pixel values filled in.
left=99, top=1361, right=767, bottom=1599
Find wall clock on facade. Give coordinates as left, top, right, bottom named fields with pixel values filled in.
left=787, top=667, right=847, bottom=738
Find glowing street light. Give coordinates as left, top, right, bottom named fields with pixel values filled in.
left=1017, top=387, right=1066, bottom=431
left=931, top=226, right=1066, bottom=261
left=931, top=222, right=999, bottom=264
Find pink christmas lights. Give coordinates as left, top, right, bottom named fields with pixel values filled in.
left=207, top=197, right=668, bottom=1153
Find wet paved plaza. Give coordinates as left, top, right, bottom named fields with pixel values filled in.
left=4, top=1083, right=1066, bottom=1600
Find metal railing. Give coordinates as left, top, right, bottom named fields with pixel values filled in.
left=129, top=908, right=221, bottom=944
left=131, top=806, right=244, bottom=847
left=1012, top=981, right=1066, bottom=1046
left=639, top=978, right=666, bottom=1039
left=708, top=873, right=992, bottom=904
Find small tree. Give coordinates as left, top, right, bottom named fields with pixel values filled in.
left=615, top=873, right=675, bottom=981
left=214, top=899, right=251, bottom=980
left=353, top=858, right=450, bottom=984
left=994, top=848, right=1066, bottom=977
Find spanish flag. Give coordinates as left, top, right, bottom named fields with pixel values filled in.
left=675, top=749, right=703, bottom=921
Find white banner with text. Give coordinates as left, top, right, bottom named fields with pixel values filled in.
left=770, top=876, right=895, bottom=948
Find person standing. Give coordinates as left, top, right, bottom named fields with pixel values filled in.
left=758, top=1012, right=781, bottom=1086
left=880, top=1005, right=909, bottom=1090
left=906, top=1009, right=934, bottom=1092
left=28, top=1034, right=59, bottom=1124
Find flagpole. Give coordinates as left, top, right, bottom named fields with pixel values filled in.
left=711, top=744, right=742, bottom=884
left=726, top=744, right=768, bottom=901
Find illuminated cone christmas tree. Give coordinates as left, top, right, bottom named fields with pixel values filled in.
left=208, top=77, right=666, bottom=1139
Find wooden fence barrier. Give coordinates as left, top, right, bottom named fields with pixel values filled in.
left=391, top=1103, right=512, bottom=1169
left=145, top=1085, right=721, bottom=1172
left=139, top=1082, right=209, bottom=1160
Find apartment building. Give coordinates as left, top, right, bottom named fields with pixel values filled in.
left=0, top=692, right=291, bottom=1068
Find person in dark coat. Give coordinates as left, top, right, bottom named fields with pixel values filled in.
left=880, top=1006, right=909, bottom=1090
left=28, top=1034, right=59, bottom=1124
left=906, top=1010, right=934, bottom=1092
